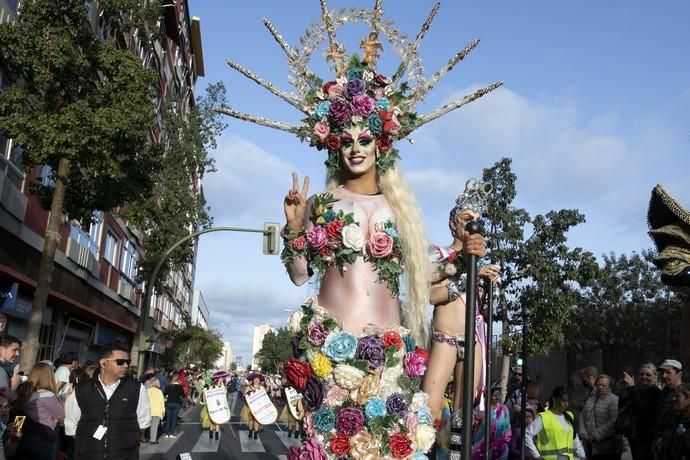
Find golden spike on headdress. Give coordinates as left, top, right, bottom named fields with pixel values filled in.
left=319, top=0, right=337, bottom=51
left=226, top=60, right=307, bottom=113
left=263, top=18, right=296, bottom=60
left=214, top=107, right=300, bottom=134
left=414, top=2, right=440, bottom=46
left=409, top=39, right=481, bottom=104
left=415, top=81, right=504, bottom=128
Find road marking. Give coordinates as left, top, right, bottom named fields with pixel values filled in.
left=141, top=432, right=183, bottom=454
left=239, top=430, right=266, bottom=452
left=275, top=431, right=302, bottom=450
left=191, top=432, right=221, bottom=453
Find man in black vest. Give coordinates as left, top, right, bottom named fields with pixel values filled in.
left=64, top=343, right=151, bottom=460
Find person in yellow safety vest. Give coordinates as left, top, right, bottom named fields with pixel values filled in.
left=525, top=386, right=587, bottom=460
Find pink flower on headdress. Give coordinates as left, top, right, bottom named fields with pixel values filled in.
left=329, top=99, right=351, bottom=125
left=313, top=121, right=330, bottom=142
left=352, top=94, right=375, bottom=117
left=367, top=231, right=394, bottom=258
left=373, top=87, right=385, bottom=99
left=307, top=226, right=328, bottom=250
left=327, top=83, right=344, bottom=100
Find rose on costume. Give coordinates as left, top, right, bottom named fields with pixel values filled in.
left=367, top=113, right=383, bottom=135
left=325, top=386, right=349, bottom=407
left=404, top=351, right=427, bottom=378
left=313, top=121, right=330, bottom=141
left=314, top=101, right=332, bottom=119
left=287, top=446, right=300, bottom=460
left=325, top=134, right=341, bottom=152
left=284, top=358, right=312, bottom=390
left=348, top=430, right=382, bottom=460
left=307, top=226, right=328, bottom=250
left=405, top=412, right=419, bottom=435
left=323, top=331, right=357, bottom=362
left=325, top=220, right=345, bottom=240
left=332, top=363, right=365, bottom=390
left=364, top=397, right=387, bottom=420
left=367, top=231, right=394, bottom=258
left=330, top=433, right=350, bottom=456
left=389, top=433, right=414, bottom=458
left=382, top=331, right=404, bottom=350
left=410, top=392, right=430, bottom=412
left=376, top=134, right=393, bottom=152
left=311, top=352, right=333, bottom=378
left=329, top=99, right=351, bottom=125
left=336, top=407, right=365, bottom=436
left=415, top=346, right=430, bottom=364
left=312, top=407, right=336, bottom=432
left=303, top=377, right=324, bottom=411
left=327, top=83, right=344, bottom=99
left=299, top=437, right=329, bottom=460
left=386, top=393, right=408, bottom=418
left=344, top=78, right=365, bottom=98
left=307, top=321, right=329, bottom=346
left=355, top=335, right=386, bottom=369
left=291, top=236, right=307, bottom=251
left=414, top=424, right=437, bottom=453
left=352, top=94, right=375, bottom=117
left=416, top=407, right=434, bottom=426
left=350, top=373, right=381, bottom=406
left=341, top=223, right=365, bottom=251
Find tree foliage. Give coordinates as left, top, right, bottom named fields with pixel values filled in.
left=255, top=327, right=293, bottom=374
left=0, top=0, right=162, bottom=221
left=160, top=325, right=224, bottom=370
left=482, top=158, right=598, bottom=355
left=124, top=82, right=227, bottom=288
left=566, top=250, right=682, bottom=358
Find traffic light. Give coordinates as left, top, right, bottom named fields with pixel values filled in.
left=263, top=222, right=281, bottom=255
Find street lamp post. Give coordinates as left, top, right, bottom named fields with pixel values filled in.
left=131, top=225, right=280, bottom=371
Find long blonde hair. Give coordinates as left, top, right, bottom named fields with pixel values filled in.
left=14, top=362, right=58, bottom=412
left=327, top=165, right=430, bottom=345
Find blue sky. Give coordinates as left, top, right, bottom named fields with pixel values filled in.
left=188, top=1, right=690, bottom=367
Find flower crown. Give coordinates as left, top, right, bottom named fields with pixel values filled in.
left=218, top=1, right=503, bottom=175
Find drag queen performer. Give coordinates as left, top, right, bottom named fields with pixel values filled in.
left=218, top=3, right=501, bottom=457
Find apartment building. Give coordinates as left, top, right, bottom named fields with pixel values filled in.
left=0, top=0, right=205, bottom=365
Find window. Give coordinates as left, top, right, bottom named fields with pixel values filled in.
left=120, top=240, right=139, bottom=280
left=88, top=211, right=103, bottom=248
left=103, top=231, right=119, bottom=265
left=69, top=224, right=98, bottom=256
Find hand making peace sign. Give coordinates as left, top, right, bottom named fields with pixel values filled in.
left=284, top=173, right=310, bottom=233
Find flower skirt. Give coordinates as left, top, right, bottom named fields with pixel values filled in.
left=284, top=298, right=436, bottom=459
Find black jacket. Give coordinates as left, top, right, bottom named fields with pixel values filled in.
left=74, top=376, right=141, bottom=460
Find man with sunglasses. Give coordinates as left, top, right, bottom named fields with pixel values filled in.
left=64, top=343, right=151, bottom=460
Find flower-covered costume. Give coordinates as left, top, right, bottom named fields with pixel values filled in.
left=285, top=299, right=436, bottom=459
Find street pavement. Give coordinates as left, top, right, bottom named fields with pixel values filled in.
left=140, top=397, right=299, bottom=460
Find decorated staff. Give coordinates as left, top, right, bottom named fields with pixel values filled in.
left=219, top=1, right=500, bottom=457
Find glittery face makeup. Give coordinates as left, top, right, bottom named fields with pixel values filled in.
left=339, top=125, right=377, bottom=176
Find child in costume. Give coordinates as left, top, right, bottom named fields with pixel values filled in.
left=220, top=2, right=501, bottom=457
left=199, top=376, right=227, bottom=441
left=240, top=372, right=266, bottom=440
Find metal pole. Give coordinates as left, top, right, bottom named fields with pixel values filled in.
left=519, top=306, right=528, bottom=460
left=483, top=280, right=494, bottom=459
left=132, top=226, right=270, bottom=371
left=461, top=220, right=481, bottom=460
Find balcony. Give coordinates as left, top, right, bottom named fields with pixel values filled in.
left=117, top=276, right=137, bottom=306
left=66, top=227, right=99, bottom=278
left=0, top=164, right=27, bottom=222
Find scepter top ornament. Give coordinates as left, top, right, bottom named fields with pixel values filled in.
left=454, top=179, right=493, bottom=216
left=218, top=1, right=503, bottom=176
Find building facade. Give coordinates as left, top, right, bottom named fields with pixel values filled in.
left=190, top=290, right=209, bottom=329
left=251, top=324, right=275, bottom=371
left=215, top=341, right=233, bottom=371
left=0, top=0, right=205, bottom=365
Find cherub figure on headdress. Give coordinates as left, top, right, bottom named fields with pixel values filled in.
left=325, top=41, right=348, bottom=77
left=360, top=31, right=383, bottom=68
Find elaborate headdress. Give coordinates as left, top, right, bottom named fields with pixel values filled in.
left=453, top=178, right=493, bottom=217
left=218, top=1, right=503, bottom=175
left=648, top=184, right=690, bottom=288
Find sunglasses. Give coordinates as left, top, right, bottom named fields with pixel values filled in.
left=105, top=358, right=131, bottom=366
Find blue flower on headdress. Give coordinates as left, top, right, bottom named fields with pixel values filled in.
left=312, top=407, right=336, bottom=432
left=375, top=98, right=390, bottom=111
left=403, top=335, right=415, bottom=353
left=323, top=209, right=337, bottom=223
left=315, top=101, right=332, bottom=119
left=367, top=114, right=382, bottom=136
left=346, top=67, right=364, bottom=80
left=364, top=397, right=387, bottom=420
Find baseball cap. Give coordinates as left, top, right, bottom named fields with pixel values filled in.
left=659, top=359, right=682, bottom=370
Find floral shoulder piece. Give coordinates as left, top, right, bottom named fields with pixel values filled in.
left=364, top=220, right=403, bottom=297
left=281, top=192, right=364, bottom=276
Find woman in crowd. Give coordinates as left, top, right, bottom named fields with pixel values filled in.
left=526, top=386, right=587, bottom=460
left=240, top=372, right=265, bottom=440
left=147, top=375, right=165, bottom=444
left=655, top=383, right=690, bottom=459
left=509, top=406, right=535, bottom=459
left=619, top=363, right=662, bottom=460
left=200, top=376, right=227, bottom=441
left=163, top=373, right=185, bottom=438
left=13, top=362, right=64, bottom=460
left=580, top=374, right=621, bottom=460
left=472, top=386, right=511, bottom=459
